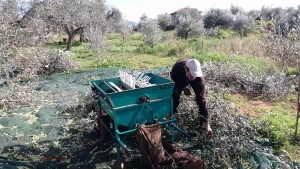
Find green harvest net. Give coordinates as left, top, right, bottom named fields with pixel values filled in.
left=0, top=67, right=299, bottom=169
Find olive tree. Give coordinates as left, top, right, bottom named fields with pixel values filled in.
left=41, top=0, right=127, bottom=52
left=133, top=13, right=148, bottom=32
left=139, top=17, right=163, bottom=47
left=203, top=8, right=234, bottom=29
left=0, top=0, right=55, bottom=65
left=260, top=16, right=300, bottom=74
left=176, top=8, right=204, bottom=39
left=232, top=15, right=256, bottom=37
left=230, top=4, right=245, bottom=15
left=157, top=13, right=173, bottom=31
left=246, top=9, right=261, bottom=20
left=106, top=6, right=130, bottom=44
left=0, top=0, right=80, bottom=79
left=260, top=6, right=274, bottom=21
left=0, top=0, right=53, bottom=57
left=41, top=0, right=105, bottom=51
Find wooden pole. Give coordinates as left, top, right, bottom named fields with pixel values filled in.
left=295, top=61, right=300, bottom=138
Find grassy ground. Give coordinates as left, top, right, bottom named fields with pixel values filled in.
left=224, top=93, right=300, bottom=160
left=47, top=31, right=300, bottom=161
left=47, top=32, right=278, bottom=72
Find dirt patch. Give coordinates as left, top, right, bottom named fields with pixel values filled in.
left=249, top=100, right=273, bottom=110
left=237, top=104, right=261, bottom=117
left=231, top=93, right=274, bottom=117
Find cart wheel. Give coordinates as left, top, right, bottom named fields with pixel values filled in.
left=97, top=111, right=105, bottom=139
left=97, top=109, right=112, bottom=139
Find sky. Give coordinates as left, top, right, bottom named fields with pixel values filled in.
left=105, top=0, right=300, bottom=23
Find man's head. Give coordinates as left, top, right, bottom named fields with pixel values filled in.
left=184, top=59, right=203, bottom=81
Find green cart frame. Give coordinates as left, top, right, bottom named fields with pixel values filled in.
left=91, top=72, right=190, bottom=160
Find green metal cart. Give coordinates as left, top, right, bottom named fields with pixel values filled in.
left=91, top=72, right=190, bottom=160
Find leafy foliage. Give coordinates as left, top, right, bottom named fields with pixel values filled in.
left=203, top=8, right=234, bottom=29
left=230, top=4, right=245, bottom=15
left=42, top=0, right=108, bottom=51
left=157, top=13, right=174, bottom=31
left=203, top=61, right=295, bottom=100
left=232, top=15, right=256, bottom=36
left=259, top=23, right=300, bottom=70
left=106, top=7, right=130, bottom=36
left=0, top=0, right=57, bottom=63
left=139, top=17, right=163, bottom=46
left=246, top=9, right=261, bottom=20
left=176, top=8, right=204, bottom=39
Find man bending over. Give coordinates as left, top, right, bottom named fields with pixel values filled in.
left=170, top=58, right=212, bottom=136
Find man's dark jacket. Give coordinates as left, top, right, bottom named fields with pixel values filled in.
left=170, top=59, right=209, bottom=124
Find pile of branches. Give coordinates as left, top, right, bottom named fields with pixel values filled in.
left=171, top=91, right=295, bottom=168
left=202, top=61, right=296, bottom=100
left=0, top=47, right=81, bottom=79
left=0, top=47, right=81, bottom=111
left=0, top=81, right=40, bottom=111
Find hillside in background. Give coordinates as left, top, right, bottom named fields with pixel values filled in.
left=125, top=20, right=137, bottom=26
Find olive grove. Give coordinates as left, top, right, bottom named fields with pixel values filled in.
left=0, top=0, right=128, bottom=79
left=0, top=0, right=74, bottom=79
left=41, top=0, right=128, bottom=51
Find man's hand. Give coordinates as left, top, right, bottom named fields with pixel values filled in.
left=183, top=87, right=191, bottom=96
left=204, top=122, right=213, bottom=137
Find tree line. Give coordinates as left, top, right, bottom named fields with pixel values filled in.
left=134, top=5, right=300, bottom=45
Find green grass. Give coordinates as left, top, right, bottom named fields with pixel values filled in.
left=224, top=93, right=300, bottom=161
left=46, top=32, right=279, bottom=73
left=257, top=100, right=299, bottom=161
left=217, top=28, right=237, bottom=39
